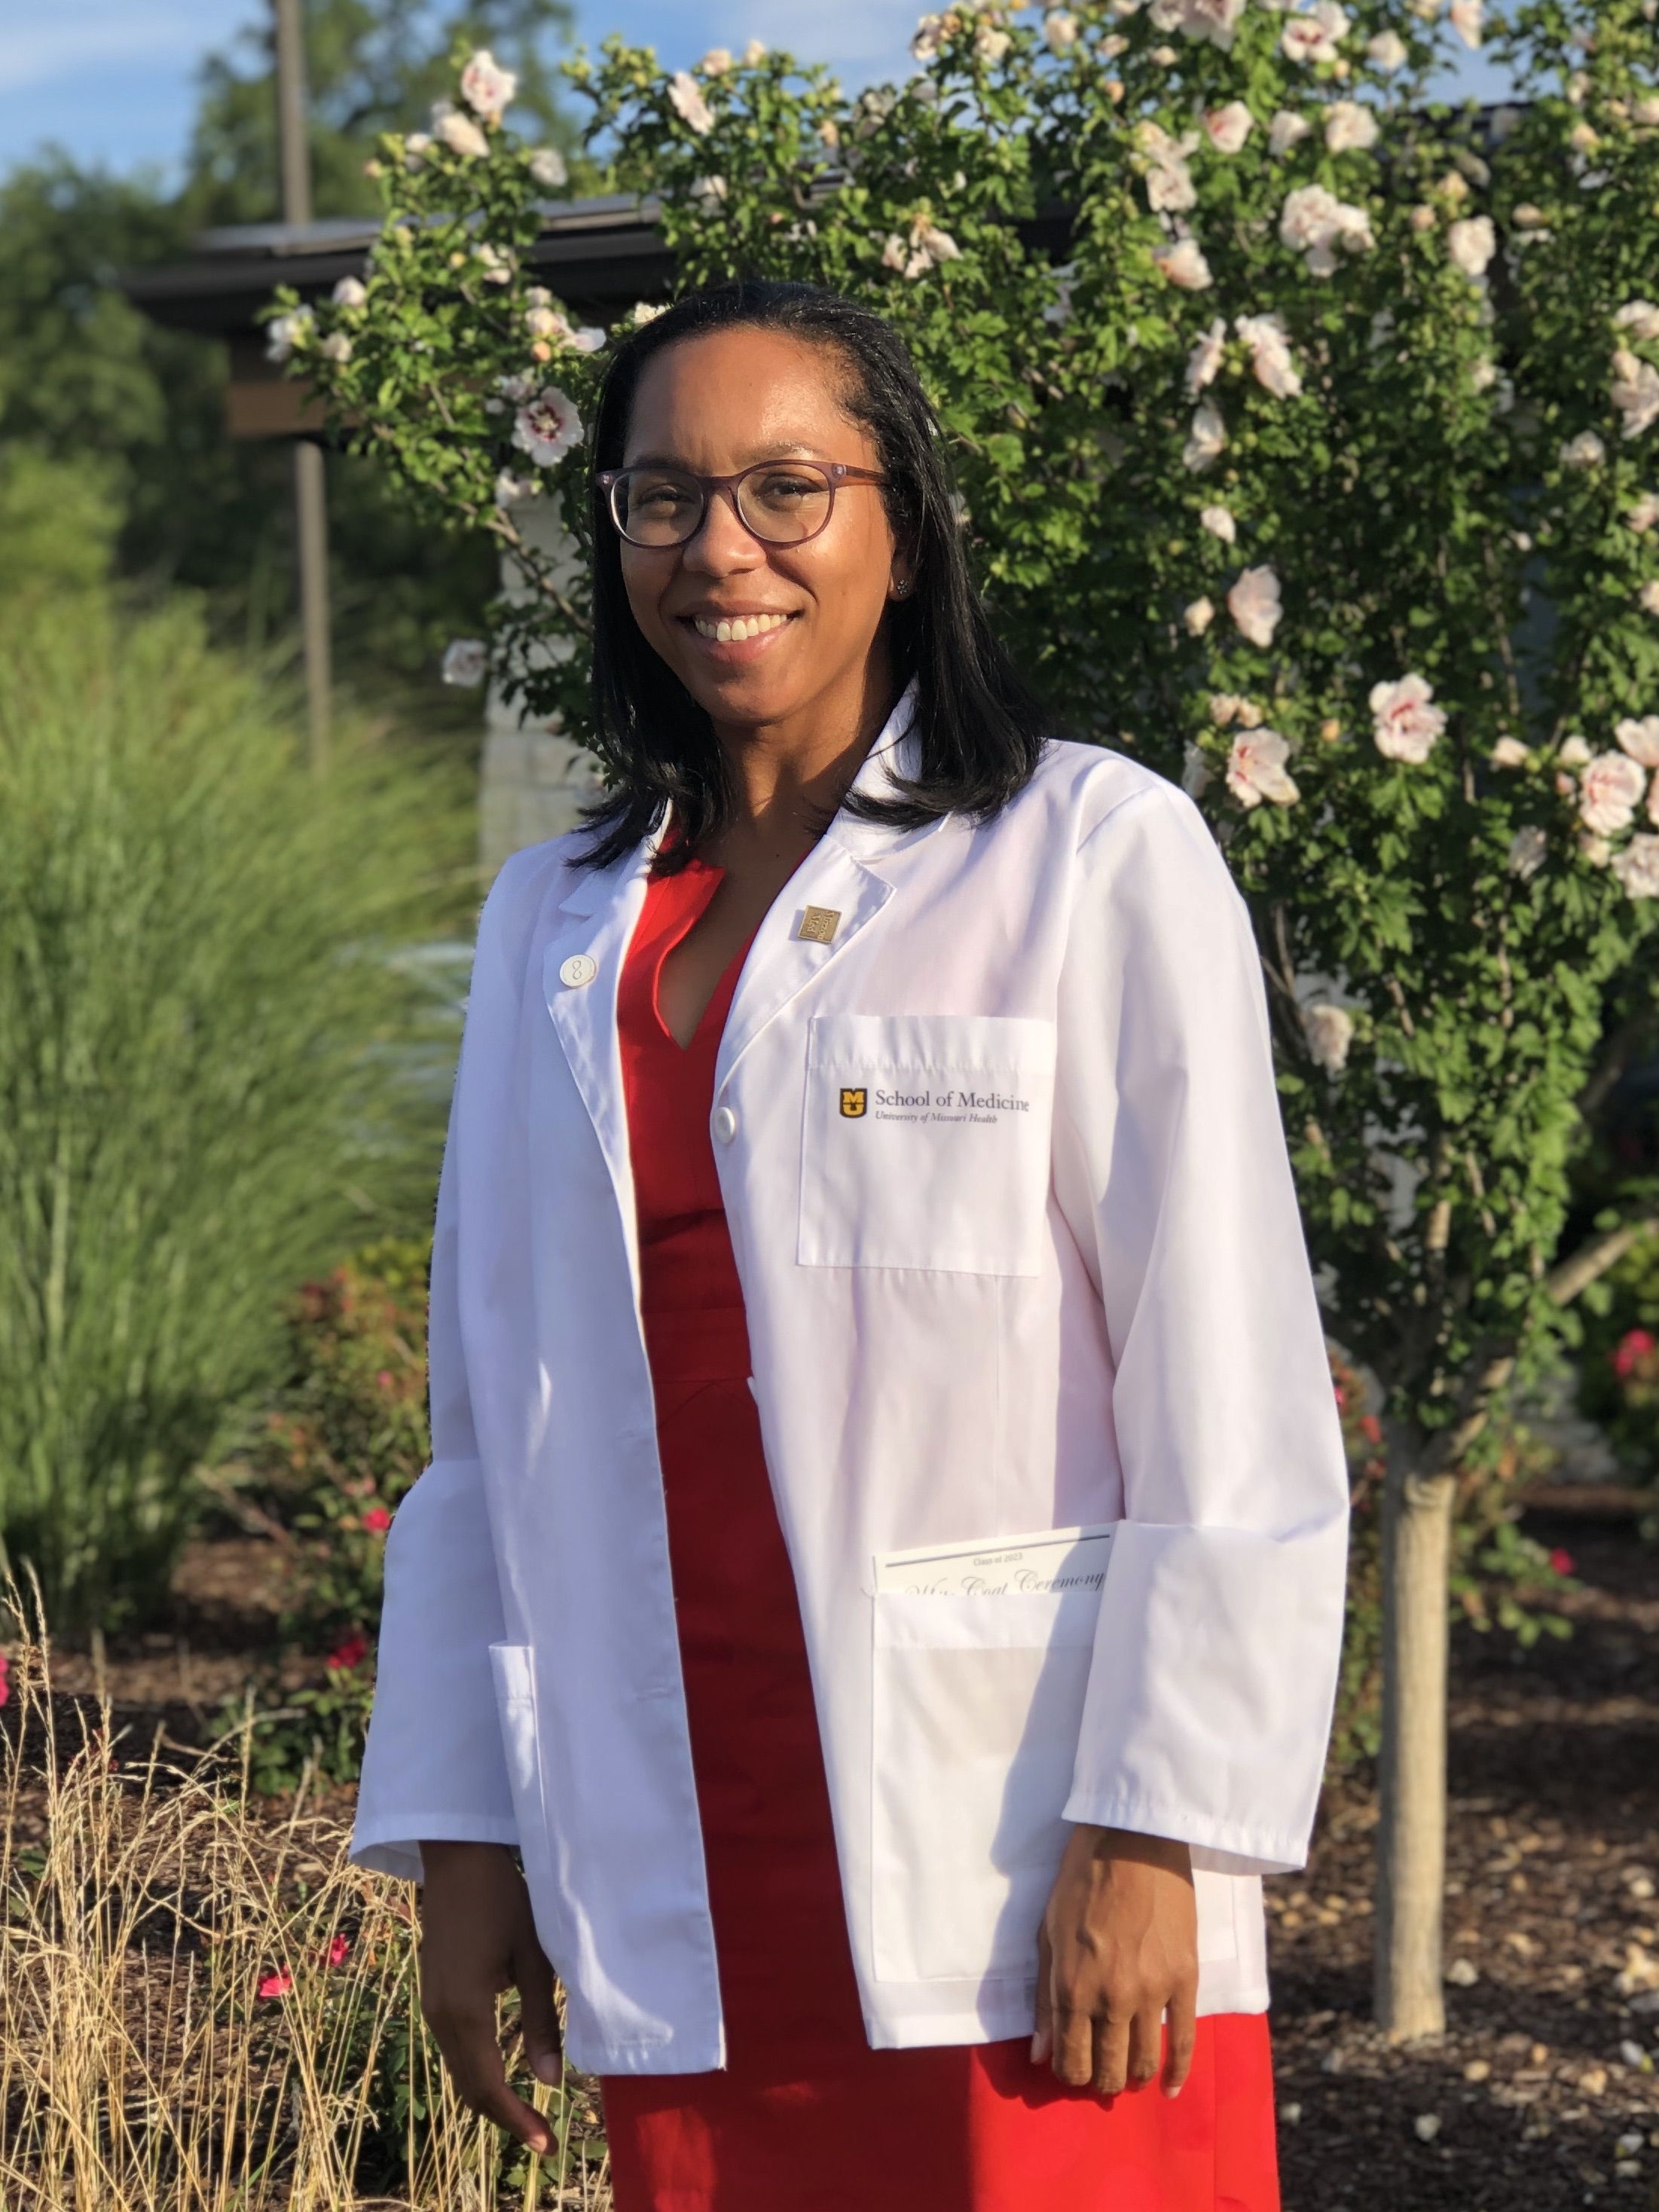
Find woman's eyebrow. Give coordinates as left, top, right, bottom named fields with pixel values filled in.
left=620, top=442, right=835, bottom=467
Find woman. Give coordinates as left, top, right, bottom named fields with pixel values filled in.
left=353, top=281, right=1349, bottom=2210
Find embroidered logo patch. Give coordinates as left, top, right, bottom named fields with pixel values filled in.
left=839, top=1087, right=868, bottom=1119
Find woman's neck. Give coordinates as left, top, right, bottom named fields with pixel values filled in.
left=702, top=648, right=898, bottom=878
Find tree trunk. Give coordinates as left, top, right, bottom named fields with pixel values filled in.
left=1373, top=1452, right=1456, bottom=2038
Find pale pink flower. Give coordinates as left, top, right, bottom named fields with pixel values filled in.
left=1613, top=834, right=1659, bottom=897
left=1644, top=582, right=1659, bottom=617
left=1269, top=110, right=1312, bottom=156
left=1227, top=726, right=1300, bottom=807
left=1209, top=692, right=1246, bottom=726
left=1153, top=238, right=1214, bottom=291
left=1175, top=0, right=1248, bottom=47
left=1200, top=504, right=1238, bottom=542
left=402, top=131, right=432, bottom=171
left=1182, top=399, right=1227, bottom=472
left=1612, top=350, right=1659, bottom=441
left=1044, top=11, right=1081, bottom=49
left=975, top=23, right=1013, bottom=61
left=331, top=276, right=367, bottom=310
left=881, top=234, right=909, bottom=272
left=265, top=308, right=313, bottom=363
left=319, top=331, right=352, bottom=364
left=1205, top=101, right=1254, bottom=154
left=1181, top=742, right=1213, bottom=798
left=1447, top=215, right=1496, bottom=279
left=1280, top=184, right=1375, bottom=276
left=1448, top=0, right=1483, bottom=47
left=1560, top=735, right=1593, bottom=768
left=698, top=47, right=734, bottom=75
left=460, top=49, right=518, bottom=120
left=1560, top=431, right=1606, bottom=469
left=668, top=72, right=716, bottom=134
left=1184, top=596, right=1216, bottom=635
left=1324, top=99, right=1379, bottom=154
left=1137, top=122, right=1199, bottom=212
left=1367, top=29, right=1408, bottom=69
left=1185, top=317, right=1228, bottom=393
left=741, top=39, right=767, bottom=64
left=1282, top=1, right=1349, bottom=67
left=432, top=101, right=490, bottom=158
left=1489, top=736, right=1530, bottom=768
left=911, top=14, right=944, bottom=62
left=1615, top=301, right=1659, bottom=342
left=1303, top=1002, right=1355, bottom=1071
left=1228, top=564, right=1283, bottom=648
left=512, top=386, right=583, bottom=466
left=529, top=147, right=568, bottom=191
left=1577, top=750, right=1646, bottom=834
left=1236, top=312, right=1303, bottom=397
left=441, top=639, right=487, bottom=687
left=1628, top=493, right=1659, bottom=533
left=1615, top=716, right=1659, bottom=768
left=1580, top=831, right=1614, bottom=868
left=1370, top=673, right=1445, bottom=763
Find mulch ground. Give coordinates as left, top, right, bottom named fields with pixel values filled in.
left=17, top=1510, right=1659, bottom=2210
left=1272, top=1514, right=1659, bottom=2211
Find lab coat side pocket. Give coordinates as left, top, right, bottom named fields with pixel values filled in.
left=869, top=1590, right=1096, bottom=1986
left=487, top=1645, right=567, bottom=1958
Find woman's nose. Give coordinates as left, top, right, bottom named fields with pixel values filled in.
left=680, top=487, right=768, bottom=574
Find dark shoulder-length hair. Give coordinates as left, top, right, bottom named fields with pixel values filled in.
left=576, top=280, right=1049, bottom=870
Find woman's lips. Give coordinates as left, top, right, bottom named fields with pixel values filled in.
left=684, top=610, right=796, bottom=643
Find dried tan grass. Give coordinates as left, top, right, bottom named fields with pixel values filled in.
left=0, top=1599, right=610, bottom=2210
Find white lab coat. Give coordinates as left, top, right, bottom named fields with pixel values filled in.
left=352, top=699, right=1350, bottom=2076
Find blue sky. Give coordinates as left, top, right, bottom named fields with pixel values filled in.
left=0, top=2, right=1517, bottom=188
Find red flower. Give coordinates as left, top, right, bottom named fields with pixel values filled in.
left=257, top=1969, right=294, bottom=1999
left=377, top=1369, right=393, bottom=1390
left=1548, top=1547, right=1575, bottom=1578
left=1612, top=1328, right=1656, bottom=1379
left=327, top=1933, right=350, bottom=1968
left=361, top=1507, right=393, bottom=1534
left=326, top=1630, right=371, bottom=1673
left=0, top=1653, right=10, bottom=1709
left=1333, top=1382, right=1347, bottom=1409
left=1359, top=1414, right=1382, bottom=1446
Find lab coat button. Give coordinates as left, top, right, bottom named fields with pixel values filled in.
left=558, top=953, right=597, bottom=988
left=712, top=1104, right=738, bottom=1144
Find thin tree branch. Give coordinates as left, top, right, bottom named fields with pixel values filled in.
left=1545, top=1217, right=1659, bottom=1307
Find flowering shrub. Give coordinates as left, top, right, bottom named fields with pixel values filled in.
left=214, top=1239, right=430, bottom=1790
left=1575, top=1230, right=1659, bottom=1486
left=280, top=9, right=1659, bottom=1462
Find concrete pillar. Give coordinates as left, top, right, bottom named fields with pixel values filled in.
left=479, top=496, right=604, bottom=878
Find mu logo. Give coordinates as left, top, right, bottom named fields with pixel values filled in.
left=839, top=1087, right=868, bottom=1119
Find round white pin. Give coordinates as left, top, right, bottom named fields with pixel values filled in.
left=712, top=1105, right=738, bottom=1144
left=558, top=952, right=598, bottom=988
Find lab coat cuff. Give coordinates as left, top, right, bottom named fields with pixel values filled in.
left=1058, top=1789, right=1306, bottom=1877
left=349, top=1813, right=522, bottom=1885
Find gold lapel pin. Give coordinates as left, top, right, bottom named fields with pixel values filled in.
left=796, top=906, right=842, bottom=945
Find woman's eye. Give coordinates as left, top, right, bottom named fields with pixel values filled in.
left=753, top=474, right=823, bottom=504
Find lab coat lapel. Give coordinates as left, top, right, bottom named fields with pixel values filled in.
left=716, top=691, right=935, bottom=1088
left=540, top=844, right=653, bottom=1291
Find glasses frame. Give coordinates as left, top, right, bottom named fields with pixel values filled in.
left=595, top=460, right=889, bottom=549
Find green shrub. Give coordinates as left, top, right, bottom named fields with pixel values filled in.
left=0, top=596, right=472, bottom=1631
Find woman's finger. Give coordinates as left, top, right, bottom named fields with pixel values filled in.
left=1163, top=1975, right=1199, bottom=2098
left=1125, top=2000, right=1163, bottom=2089
left=1088, top=2005, right=1132, bottom=2097
left=1030, top=1923, right=1054, bottom=2065
left=516, top=1943, right=565, bottom=2088
left=432, top=2003, right=552, bottom=2154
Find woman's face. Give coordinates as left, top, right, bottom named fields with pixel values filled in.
left=616, top=326, right=905, bottom=732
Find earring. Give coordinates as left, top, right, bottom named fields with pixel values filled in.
left=893, top=578, right=912, bottom=597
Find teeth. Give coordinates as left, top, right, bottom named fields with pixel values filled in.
left=693, top=612, right=790, bottom=642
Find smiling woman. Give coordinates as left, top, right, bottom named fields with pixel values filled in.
left=351, top=280, right=1349, bottom=2212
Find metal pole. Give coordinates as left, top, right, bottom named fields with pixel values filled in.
left=273, top=0, right=331, bottom=768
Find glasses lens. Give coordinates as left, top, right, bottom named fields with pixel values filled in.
left=735, top=463, right=833, bottom=545
left=613, top=469, right=703, bottom=545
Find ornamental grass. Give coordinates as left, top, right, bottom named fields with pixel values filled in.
left=0, top=1591, right=612, bottom=2210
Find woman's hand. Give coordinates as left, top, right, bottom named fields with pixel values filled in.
left=1032, top=1823, right=1198, bottom=2098
left=418, top=1841, right=563, bottom=2152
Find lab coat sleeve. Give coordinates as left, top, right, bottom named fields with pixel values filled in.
left=350, top=921, right=518, bottom=1883
left=1053, top=778, right=1349, bottom=1876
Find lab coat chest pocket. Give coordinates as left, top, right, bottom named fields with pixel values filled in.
left=799, top=1016, right=1056, bottom=1275
left=870, top=1589, right=1095, bottom=1985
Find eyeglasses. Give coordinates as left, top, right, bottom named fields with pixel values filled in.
left=596, top=460, right=888, bottom=548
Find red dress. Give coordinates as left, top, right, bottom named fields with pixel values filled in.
left=603, top=859, right=1282, bottom=2212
